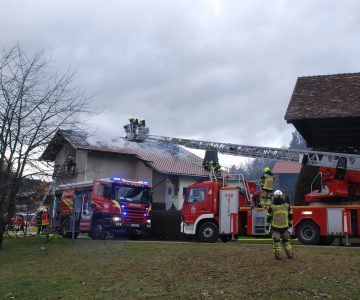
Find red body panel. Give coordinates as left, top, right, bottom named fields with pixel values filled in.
left=306, top=167, right=360, bottom=203
left=292, top=206, right=328, bottom=236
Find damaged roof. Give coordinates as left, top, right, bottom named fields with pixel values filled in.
left=41, top=129, right=209, bottom=177
left=285, top=72, right=360, bottom=121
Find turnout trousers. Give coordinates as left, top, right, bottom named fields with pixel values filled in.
left=272, top=230, right=293, bottom=259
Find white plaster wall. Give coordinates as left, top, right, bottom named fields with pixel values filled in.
left=135, top=160, right=153, bottom=183
left=152, top=172, right=166, bottom=204
left=86, top=152, right=138, bottom=180
left=75, top=150, right=88, bottom=181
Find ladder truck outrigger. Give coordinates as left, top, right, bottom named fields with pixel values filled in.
left=124, top=120, right=360, bottom=245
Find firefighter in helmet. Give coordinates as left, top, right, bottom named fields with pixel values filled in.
left=128, top=116, right=137, bottom=135
left=266, top=190, right=293, bottom=260
left=259, top=167, right=274, bottom=208
left=139, top=119, right=146, bottom=127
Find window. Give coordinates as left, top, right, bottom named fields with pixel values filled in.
left=94, top=182, right=104, bottom=197
left=94, top=182, right=111, bottom=198
left=174, top=187, right=179, bottom=197
left=186, top=188, right=206, bottom=203
left=113, top=185, right=151, bottom=203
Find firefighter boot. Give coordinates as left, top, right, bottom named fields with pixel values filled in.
left=273, top=239, right=282, bottom=260
left=282, top=231, right=293, bottom=259
left=283, top=240, right=293, bottom=259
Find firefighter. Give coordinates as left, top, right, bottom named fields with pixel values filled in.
left=139, top=119, right=146, bottom=127
left=37, top=208, right=49, bottom=234
left=128, top=116, right=138, bottom=135
left=266, top=190, right=294, bottom=260
left=36, top=210, right=42, bottom=235
left=259, top=167, right=274, bottom=208
left=41, top=209, right=49, bottom=232
left=17, top=214, right=25, bottom=235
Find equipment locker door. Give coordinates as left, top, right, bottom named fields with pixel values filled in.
left=219, top=189, right=239, bottom=234
left=77, top=190, right=92, bottom=232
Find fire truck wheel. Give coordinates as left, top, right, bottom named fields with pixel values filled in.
left=91, top=219, right=107, bottom=240
left=297, top=221, right=320, bottom=245
left=198, top=222, right=219, bottom=243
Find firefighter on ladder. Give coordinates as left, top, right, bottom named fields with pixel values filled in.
left=259, top=167, right=274, bottom=208
left=266, top=190, right=294, bottom=260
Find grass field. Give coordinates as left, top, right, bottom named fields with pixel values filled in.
left=0, top=237, right=359, bottom=299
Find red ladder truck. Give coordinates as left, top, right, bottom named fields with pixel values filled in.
left=51, top=177, right=152, bottom=239
left=124, top=121, right=360, bottom=245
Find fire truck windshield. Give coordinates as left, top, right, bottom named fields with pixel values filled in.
left=185, top=188, right=206, bottom=203
left=113, top=185, right=151, bottom=203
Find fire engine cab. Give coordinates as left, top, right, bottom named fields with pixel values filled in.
left=52, top=177, right=152, bottom=239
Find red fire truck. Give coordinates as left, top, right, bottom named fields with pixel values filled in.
left=181, top=173, right=358, bottom=245
left=124, top=120, right=360, bottom=245
left=52, top=177, right=152, bottom=239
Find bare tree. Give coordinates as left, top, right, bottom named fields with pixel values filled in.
left=0, top=45, right=92, bottom=249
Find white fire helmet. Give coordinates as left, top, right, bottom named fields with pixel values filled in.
left=274, top=190, right=283, bottom=197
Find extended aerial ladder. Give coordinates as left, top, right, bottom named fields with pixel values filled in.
left=124, top=122, right=360, bottom=171
left=124, top=120, right=360, bottom=205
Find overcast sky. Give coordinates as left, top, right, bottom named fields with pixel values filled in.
left=1, top=0, right=360, bottom=166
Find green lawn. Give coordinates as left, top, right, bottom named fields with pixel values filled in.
left=1, top=237, right=359, bottom=299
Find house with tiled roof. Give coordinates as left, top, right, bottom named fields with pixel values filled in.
left=41, top=129, right=209, bottom=209
left=285, top=72, right=360, bottom=153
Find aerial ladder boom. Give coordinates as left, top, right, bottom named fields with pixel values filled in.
left=124, top=122, right=360, bottom=171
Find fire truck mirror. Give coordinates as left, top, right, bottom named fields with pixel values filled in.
left=183, top=188, right=189, bottom=199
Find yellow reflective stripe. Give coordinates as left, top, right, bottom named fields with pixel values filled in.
left=285, top=245, right=292, bottom=250
left=111, top=200, right=120, bottom=209
left=273, top=210, right=287, bottom=214
left=62, top=199, right=73, bottom=208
